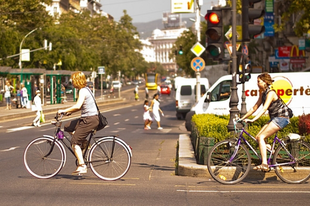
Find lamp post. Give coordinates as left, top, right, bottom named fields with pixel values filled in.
left=19, top=28, right=38, bottom=69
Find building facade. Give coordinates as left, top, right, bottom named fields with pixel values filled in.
left=149, top=28, right=188, bottom=73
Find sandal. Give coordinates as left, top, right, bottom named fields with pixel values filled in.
left=253, top=164, right=269, bottom=172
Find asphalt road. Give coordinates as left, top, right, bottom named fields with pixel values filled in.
left=0, top=85, right=310, bottom=206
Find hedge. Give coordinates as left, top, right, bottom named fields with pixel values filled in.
left=192, top=114, right=309, bottom=145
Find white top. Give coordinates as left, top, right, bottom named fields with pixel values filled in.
left=33, top=95, right=42, bottom=111
left=22, top=87, right=28, bottom=97
left=80, top=87, right=98, bottom=117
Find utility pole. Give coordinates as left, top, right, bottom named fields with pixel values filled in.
left=195, top=0, right=202, bottom=101
left=227, top=0, right=239, bottom=131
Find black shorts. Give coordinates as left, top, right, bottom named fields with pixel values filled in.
left=64, top=115, right=99, bottom=146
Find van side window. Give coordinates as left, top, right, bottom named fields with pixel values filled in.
left=210, top=80, right=232, bottom=101
left=180, top=85, right=192, bottom=95
left=194, top=85, right=207, bottom=96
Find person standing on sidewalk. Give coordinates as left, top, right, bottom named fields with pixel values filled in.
left=58, top=71, right=99, bottom=175
left=150, top=93, right=164, bottom=130
left=134, top=85, right=139, bottom=101
left=32, top=90, right=42, bottom=127
left=21, top=83, right=28, bottom=108
left=4, top=80, right=13, bottom=110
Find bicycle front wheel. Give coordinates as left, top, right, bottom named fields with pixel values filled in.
left=207, top=139, right=251, bottom=185
left=89, top=138, right=131, bottom=181
left=23, top=137, right=65, bottom=179
left=273, top=140, right=310, bottom=184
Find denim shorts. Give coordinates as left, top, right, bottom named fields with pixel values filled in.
left=269, top=117, right=290, bottom=129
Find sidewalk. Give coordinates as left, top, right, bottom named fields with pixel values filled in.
left=0, top=96, right=124, bottom=122
left=177, top=133, right=279, bottom=181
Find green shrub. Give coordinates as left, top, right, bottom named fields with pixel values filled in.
left=192, top=114, right=305, bottom=144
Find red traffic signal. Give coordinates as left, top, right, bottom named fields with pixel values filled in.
left=205, top=12, right=221, bottom=25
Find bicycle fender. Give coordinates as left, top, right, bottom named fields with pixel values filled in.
left=96, top=136, right=132, bottom=157
left=42, top=135, right=67, bottom=167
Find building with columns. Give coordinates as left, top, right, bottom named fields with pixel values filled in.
left=148, top=28, right=188, bottom=73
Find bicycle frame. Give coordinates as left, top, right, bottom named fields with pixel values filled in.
left=233, top=126, right=297, bottom=169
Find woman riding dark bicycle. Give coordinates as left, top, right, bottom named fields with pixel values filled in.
left=58, top=71, right=99, bottom=175
left=240, top=72, right=290, bottom=172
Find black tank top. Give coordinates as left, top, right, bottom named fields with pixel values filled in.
left=262, top=88, right=289, bottom=118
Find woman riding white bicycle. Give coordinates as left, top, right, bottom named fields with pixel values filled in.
left=240, top=72, right=290, bottom=172
left=58, top=71, right=99, bottom=175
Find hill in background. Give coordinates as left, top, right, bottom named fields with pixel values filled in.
left=133, top=18, right=195, bottom=39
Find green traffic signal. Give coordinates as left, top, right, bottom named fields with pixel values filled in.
left=178, top=50, right=183, bottom=55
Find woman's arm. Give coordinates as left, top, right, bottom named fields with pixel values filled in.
left=245, top=91, right=276, bottom=122
left=58, top=89, right=86, bottom=114
left=241, top=94, right=263, bottom=120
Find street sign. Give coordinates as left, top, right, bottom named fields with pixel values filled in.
left=242, top=45, right=249, bottom=55
left=191, top=57, right=205, bottom=72
left=225, top=43, right=241, bottom=56
left=191, top=42, right=206, bottom=57
left=98, top=66, right=105, bottom=74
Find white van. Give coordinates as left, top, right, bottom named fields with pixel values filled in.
left=176, top=78, right=209, bottom=119
left=185, top=72, right=310, bottom=131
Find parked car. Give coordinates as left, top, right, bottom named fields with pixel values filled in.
left=112, top=81, right=122, bottom=89
left=160, top=85, right=171, bottom=95
left=132, top=80, right=139, bottom=85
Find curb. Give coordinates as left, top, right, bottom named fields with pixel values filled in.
left=0, top=98, right=125, bottom=122
left=177, top=133, right=278, bottom=181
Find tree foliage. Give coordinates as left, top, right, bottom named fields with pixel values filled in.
left=0, top=2, right=154, bottom=79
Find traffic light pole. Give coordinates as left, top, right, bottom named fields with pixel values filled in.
left=227, top=0, right=239, bottom=131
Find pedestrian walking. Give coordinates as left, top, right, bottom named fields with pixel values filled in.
left=21, top=83, right=28, bottom=108
left=143, top=100, right=153, bottom=129
left=4, top=80, right=13, bottom=110
left=150, top=93, right=164, bottom=130
left=32, top=90, right=42, bottom=127
left=145, top=87, right=149, bottom=100
left=157, top=84, right=161, bottom=97
left=135, top=85, right=139, bottom=101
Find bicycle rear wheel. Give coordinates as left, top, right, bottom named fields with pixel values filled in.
left=273, top=140, right=310, bottom=184
left=207, top=139, right=251, bottom=184
left=89, top=138, right=131, bottom=181
left=23, top=137, right=65, bottom=179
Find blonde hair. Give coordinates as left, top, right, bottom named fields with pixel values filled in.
left=258, top=72, right=273, bottom=86
left=71, top=71, right=87, bottom=89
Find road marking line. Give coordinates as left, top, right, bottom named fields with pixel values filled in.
left=7, top=126, right=33, bottom=133
left=176, top=190, right=310, bottom=193
left=0, top=146, right=20, bottom=152
left=70, top=182, right=136, bottom=186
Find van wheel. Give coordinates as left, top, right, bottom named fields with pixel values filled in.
left=176, top=113, right=182, bottom=120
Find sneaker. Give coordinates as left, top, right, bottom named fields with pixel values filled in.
left=72, top=164, right=87, bottom=175
left=37, top=124, right=41, bottom=127
left=158, top=127, right=163, bottom=130
left=147, top=125, right=151, bottom=129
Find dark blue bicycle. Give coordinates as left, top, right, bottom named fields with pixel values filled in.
left=207, top=116, right=310, bottom=184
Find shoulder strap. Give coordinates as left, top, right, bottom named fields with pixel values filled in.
left=85, top=87, right=100, bottom=113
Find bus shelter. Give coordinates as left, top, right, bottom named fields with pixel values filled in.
left=45, top=70, right=73, bottom=104
left=9, top=68, right=45, bottom=103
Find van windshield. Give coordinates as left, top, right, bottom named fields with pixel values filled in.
left=210, top=80, right=231, bottom=101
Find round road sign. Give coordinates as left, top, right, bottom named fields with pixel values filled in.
left=191, top=57, right=205, bottom=72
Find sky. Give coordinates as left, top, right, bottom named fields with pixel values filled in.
left=100, top=0, right=213, bottom=23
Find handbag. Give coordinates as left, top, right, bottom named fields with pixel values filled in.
left=40, top=112, right=45, bottom=123
left=278, top=95, right=293, bottom=118
left=87, top=88, right=108, bottom=131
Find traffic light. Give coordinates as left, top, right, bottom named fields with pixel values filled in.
left=205, top=8, right=224, bottom=60
left=242, top=0, right=265, bottom=41
left=178, top=45, right=183, bottom=55
left=238, top=54, right=251, bottom=83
